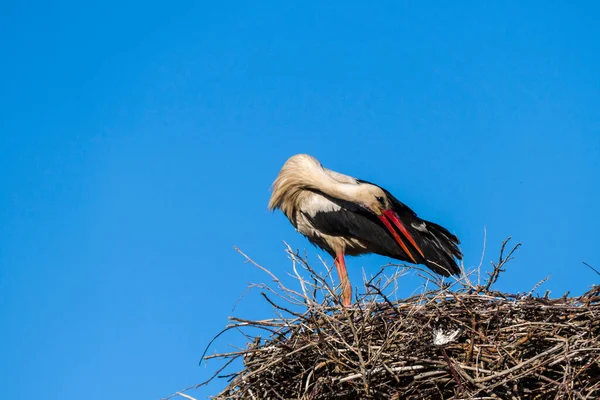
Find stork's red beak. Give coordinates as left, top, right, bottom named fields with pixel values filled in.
left=378, top=210, right=425, bottom=264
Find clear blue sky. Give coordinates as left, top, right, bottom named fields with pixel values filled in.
left=1, top=1, right=599, bottom=399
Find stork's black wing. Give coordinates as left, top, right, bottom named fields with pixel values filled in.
left=356, top=179, right=463, bottom=277
left=301, top=195, right=414, bottom=261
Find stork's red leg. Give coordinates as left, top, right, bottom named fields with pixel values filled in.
left=334, top=252, right=352, bottom=307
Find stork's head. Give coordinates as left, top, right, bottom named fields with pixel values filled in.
left=354, top=184, right=391, bottom=216
left=355, top=183, right=425, bottom=263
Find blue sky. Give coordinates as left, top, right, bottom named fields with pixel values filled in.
left=1, top=1, right=599, bottom=399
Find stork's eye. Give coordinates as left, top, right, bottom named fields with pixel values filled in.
left=376, top=196, right=385, bottom=205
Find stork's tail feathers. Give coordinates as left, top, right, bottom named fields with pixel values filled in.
left=410, top=219, right=463, bottom=277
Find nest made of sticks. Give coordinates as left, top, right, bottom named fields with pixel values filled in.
left=167, top=239, right=600, bottom=400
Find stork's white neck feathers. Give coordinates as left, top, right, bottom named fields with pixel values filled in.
left=268, top=154, right=379, bottom=220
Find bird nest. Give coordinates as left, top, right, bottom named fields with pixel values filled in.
left=166, top=239, right=600, bottom=400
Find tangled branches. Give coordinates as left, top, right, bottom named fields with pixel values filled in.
left=166, top=239, right=600, bottom=399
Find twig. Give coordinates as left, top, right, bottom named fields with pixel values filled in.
left=583, top=262, right=600, bottom=276
left=484, top=237, right=522, bottom=292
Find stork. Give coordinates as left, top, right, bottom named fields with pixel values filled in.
left=268, top=154, right=462, bottom=307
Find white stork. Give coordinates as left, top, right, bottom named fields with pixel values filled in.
left=268, top=154, right=462, bottom=307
